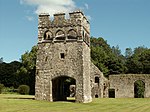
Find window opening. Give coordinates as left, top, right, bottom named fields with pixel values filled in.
left=95, top=94, right=98, bottom=98
left=95, top=77, right=99, bottom=83
left=109, top=89, right=115, bottom=98
left=60, top=53, right=65, bottom=59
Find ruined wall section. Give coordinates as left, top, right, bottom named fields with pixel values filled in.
left=109, top=74, right=150, bottom=98
left=90, top=63, right=109, bottom=98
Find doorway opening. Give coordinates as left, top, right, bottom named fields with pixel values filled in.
left=134, top=80, right=145, bottom=98
left=109, top=89, right=115, bottom=98
left=52, top=76, right=76, bottom=102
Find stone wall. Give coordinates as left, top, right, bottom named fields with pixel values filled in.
left=38, top=11, right=90, bottom=46
left=90, top=63, right=109, bottom=98
left=35, top=11, right=92, bottom=103
left=35, top=10, right=108, bottom=103
left=109, top=74, right=150, bottom=98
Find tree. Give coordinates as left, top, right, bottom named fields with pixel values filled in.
left=125, top=48, right=133, bottom=58
left=16, top=46, right=37, bottom=94
left=139, top=49, right=150, bottom=74
left=0, top=57, right=3, bottom=63
left=0, top=61, right=21, bottom=87
left=126, top=46, right=150, bottom=74
left=112, top=45, right=121, bottom=57
left=91, top=37, right=126, bottom=77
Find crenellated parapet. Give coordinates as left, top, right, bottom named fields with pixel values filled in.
left=38, top=10, right=90, bottom=46
left=35, top=10, right=108, bottom=103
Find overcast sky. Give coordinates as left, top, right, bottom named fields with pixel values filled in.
left=0, top=0, right=150, bottom=62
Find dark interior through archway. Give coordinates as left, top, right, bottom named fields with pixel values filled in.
left=52, top=76, right=76, bottom=102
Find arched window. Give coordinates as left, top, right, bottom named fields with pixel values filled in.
left=55, top=30, right=65, bottom=40
left=68, top=29, right=77, bottom=40
left=44, top=31, right=53, bottom=40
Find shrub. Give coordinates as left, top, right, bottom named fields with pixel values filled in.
left=3, top=87, right=18, bottom=94
left=18, top=85, right=30, bottom=95
left=0, top=84, right=4, bottom=94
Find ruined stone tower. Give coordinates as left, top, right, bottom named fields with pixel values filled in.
left=35, top=11, right=92, bottom=103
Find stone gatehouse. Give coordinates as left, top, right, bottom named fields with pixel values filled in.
left=109, top=74, right=150, bottom=98
left=35, top=11, right=108, bottom=103
left=35, top=10, right=150, bottom=103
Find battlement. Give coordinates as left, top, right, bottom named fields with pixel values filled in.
left=38, top=10, right=90, bottom=46
left=39, top=10, right=89, bottom=27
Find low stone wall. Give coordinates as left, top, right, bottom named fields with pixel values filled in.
left=109, top=74, right=150, bottom=98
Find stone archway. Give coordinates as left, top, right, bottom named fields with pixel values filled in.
left=134, top=80, right=145, bottom=98
left=52, top=76, right=76, bottom=101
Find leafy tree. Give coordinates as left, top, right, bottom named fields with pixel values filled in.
left=16, top=46, right=37, bottom=94
left=0, top=57, right=3, bottom=63
left=139, top=49, right=150, bottom=74
left=0, top=61, right=21, bottom=87
left=125, top=48, right=133, bottom=58
left=112, top=45, right=121, bottom=57
left=126, top=46, right=150, bottom=74
left=91, top=45, right=109, bottom=75
left=91, top=37, right=126, bottom=77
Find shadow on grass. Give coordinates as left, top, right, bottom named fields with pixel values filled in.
left=53, top=97, right=75, bottom=103
left=6, top=97, right=35, bottom=100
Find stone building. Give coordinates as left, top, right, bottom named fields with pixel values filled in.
left=35, top=11, right=108, bottom=103
left=109, top=74, right=150, bottom=98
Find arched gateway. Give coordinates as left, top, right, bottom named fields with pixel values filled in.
left=35, top=11, right=108, bottom=103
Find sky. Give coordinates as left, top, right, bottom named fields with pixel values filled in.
left=0, top=0, right=150, bottom=62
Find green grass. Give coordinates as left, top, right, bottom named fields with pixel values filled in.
left=0, top=94, right=150, bottom=112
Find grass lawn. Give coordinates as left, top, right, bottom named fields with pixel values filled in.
left=0, top=94, right=150, bottom=112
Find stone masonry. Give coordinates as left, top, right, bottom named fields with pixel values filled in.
left=35, top=10, right=150, bottom=103
left=35, top=10, right=108, bottom=103
left=109, top=74, right=150, bottom=98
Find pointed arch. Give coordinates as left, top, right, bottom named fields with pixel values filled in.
left=55, top=30, right=65, bottom=40
left=67, top=29, right=77, bottom=40
left=44, top=30, right=53, bottom=40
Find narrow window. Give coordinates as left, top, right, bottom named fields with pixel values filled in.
left=60, top=53, right=65, bottom=59
left=95, top=77, right=99, bottom=83
left=95, top=94, right=98, bottom=98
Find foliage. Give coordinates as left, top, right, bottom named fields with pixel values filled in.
left=0, top=46, right=37, bottom=95
left=91, top=37, right=127, bottom=77
left=0, top=57, right=3, bottom=63
left=125, top=48, right=133, bottom=58
left=2, top=87, right=17, bottom=94
left=91, top=37, right=150, bottom=76
left=16, top=46, right=37, bottom=94
left=126, top=46, right=150, bottom=74
left=0, top=83, right=4, bottom=94
left=18, top=85, right=30, bottom=95
left=0, top=37, right=150, bottom=96
left=134, top=80, right=145, bottom=98
left=0, top=61, right=21, bottom=87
